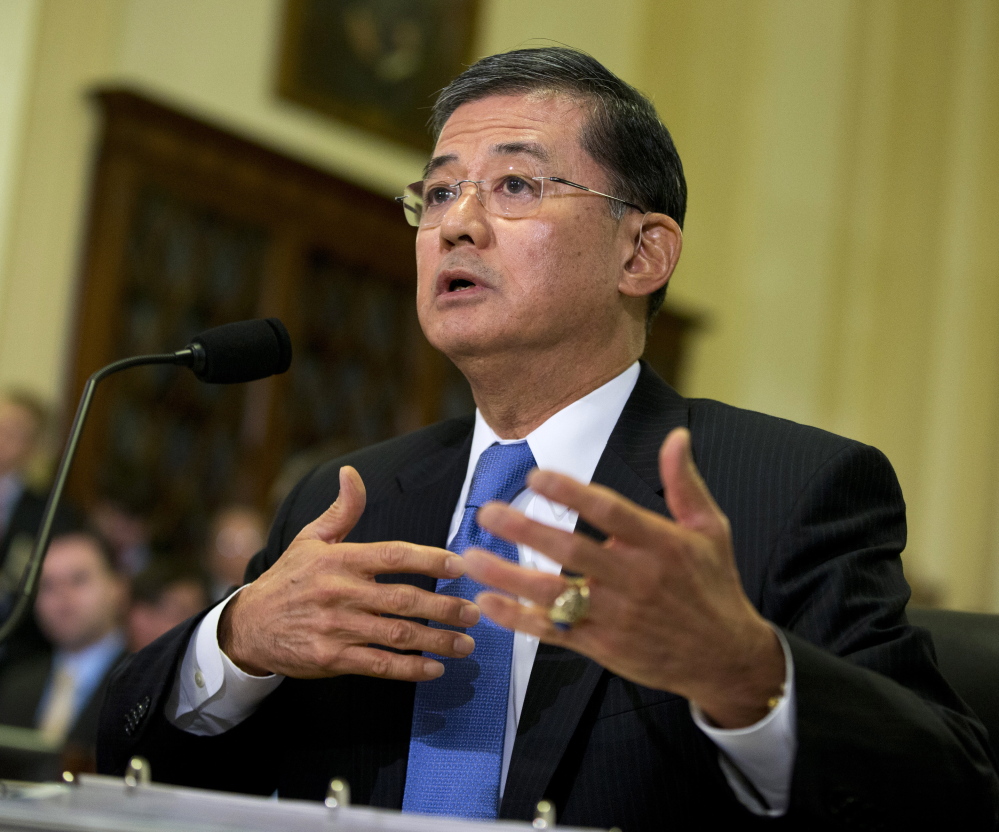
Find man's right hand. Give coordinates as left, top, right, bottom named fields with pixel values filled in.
left=217, top=465, right=479, bottom=680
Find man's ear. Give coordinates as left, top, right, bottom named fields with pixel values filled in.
left=619, top=212, right=682, bottom=299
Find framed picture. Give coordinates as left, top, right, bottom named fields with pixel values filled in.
left=278, top=0, right=480, bottom=151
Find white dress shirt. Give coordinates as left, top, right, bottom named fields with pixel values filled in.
left=167, top=361, right=796, bottom=814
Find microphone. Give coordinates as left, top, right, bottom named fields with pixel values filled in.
left=181, top=318, right=293, bottom=384
left=0, top=318, right=293, bottom=645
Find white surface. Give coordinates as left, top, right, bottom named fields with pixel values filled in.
left=0, top=774, right=601, bottom=832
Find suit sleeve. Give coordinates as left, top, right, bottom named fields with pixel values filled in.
left=95, top=467, right=322, bottom=789
left=758, top=441, right=999, bottom=829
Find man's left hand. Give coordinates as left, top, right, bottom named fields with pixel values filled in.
left=463, top=426, right=785, bottom=729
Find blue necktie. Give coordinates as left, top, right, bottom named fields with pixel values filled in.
left=403, top=441, right=537, bottom=819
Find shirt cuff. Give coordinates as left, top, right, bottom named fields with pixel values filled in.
left=165, top=585, right=285, bottom=736
left=690, top=626, right=797, bottom=816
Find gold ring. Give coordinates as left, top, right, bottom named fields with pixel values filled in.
left=548, top=576, right=590, bottom=630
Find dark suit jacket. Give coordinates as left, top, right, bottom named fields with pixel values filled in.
left=0, top=646, right=124, bottom=779
left=98, top=365, right=999, bottom=830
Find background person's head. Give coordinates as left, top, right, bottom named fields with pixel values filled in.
left=430, top=46, right=686, bottom=330
left=0, top=390, right=47, bottom=480
left=206, top=505, right=267, bottom=592
left=127, top=561, right=210, bottom=651
left=34, top=532, right=126, bottom=653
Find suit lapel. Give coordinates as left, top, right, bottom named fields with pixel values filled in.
left=361, top=418, right=474, bottom=594
left=500, top=363, right=689, bottom=819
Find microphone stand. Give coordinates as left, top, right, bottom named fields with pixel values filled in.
left=0, top=348, right=196, bottom=646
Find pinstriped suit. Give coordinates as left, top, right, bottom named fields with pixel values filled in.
left=98, top=363, right=999, bottom=830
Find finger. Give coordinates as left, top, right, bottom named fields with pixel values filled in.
left=659, top=428, right=726, bottom=537
left=475, top=591, right=566, bottom=643
left=365, top=614, right=476, bottom=659
left=462, top=548, right=570, bottom=605
left=340, top=541, right=467, bottom=580
left=523, top=469, right=667, bottom=549
left=297, top=466, right=367, bottom=545
left=475, top=500, right=633, bottom=584
left=362, top=580, right=480, bottom=628
left=333, top=645, right=445, bottom=682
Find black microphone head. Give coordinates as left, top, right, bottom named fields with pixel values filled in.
left=188, top=318, right=292, bottom=384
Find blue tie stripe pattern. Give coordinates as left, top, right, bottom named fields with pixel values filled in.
left=403, top=441, right=537, bottom=819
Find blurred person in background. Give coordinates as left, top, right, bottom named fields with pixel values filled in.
left=127, top=561, right=210, bottom=652
left=0, top=531, right=126, bottom=774
left=90, top=486, right=154, bottom=578
left=205, top=505, right=267, bottom=602
left=0, top=390, right=77, bottom=668
left=0, top=390, right=52, bottom=581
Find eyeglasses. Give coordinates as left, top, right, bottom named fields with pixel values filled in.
left=396, top=172, right=644, bottom=228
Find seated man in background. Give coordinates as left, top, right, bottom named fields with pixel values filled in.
left=0, top=531, right=126, bottom=774
left=100, top=47, right=998, bottom=830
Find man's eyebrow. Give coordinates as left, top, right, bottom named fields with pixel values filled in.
left=491, top=142, right=551, bottom=164
left=422, top=143, right=553, bottom=179
left=423, top=153, right=457, bottom=179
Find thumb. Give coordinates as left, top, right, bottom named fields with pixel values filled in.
left=659, top=428, right=725, bottom=536
left=296, top=466, right=367, bottom=544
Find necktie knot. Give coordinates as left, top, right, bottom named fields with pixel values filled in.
left=465, top=441, right=537, bottom=509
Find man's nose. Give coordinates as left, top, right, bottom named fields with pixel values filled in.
left=438, top=182, right=489, bottom=245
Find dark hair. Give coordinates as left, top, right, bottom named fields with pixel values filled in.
left=48, top=529, right=120, bottom=576
left=131, top=560, right=210, bottom=608
left=431, top=47, right=687, bottom=329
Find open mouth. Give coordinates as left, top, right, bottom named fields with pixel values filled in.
left=436, top=268, right=486, bottom=297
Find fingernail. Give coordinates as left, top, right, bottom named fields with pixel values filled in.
left=424, top=660, right=444, bottom=678
left=453, top=634, right=475, bottom=656
left=459, top=604, right=480, bottom=626
left=445, top=555, right=465, bottom=577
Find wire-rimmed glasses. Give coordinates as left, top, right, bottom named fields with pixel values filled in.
left=396, top=172, right=643, bottom=228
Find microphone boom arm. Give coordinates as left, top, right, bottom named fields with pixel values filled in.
left=0, top=349, right=192, bottom=646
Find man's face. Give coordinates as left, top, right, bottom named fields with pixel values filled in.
left=0, top=400, right=40, bottom=477
left=35, top=536, right=124, bottom=652
left=415, top=93, right=638, bottom=365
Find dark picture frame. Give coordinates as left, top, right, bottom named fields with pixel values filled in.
left=277, top=0, right=480, bottom=151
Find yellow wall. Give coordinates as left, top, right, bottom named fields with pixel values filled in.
left=0, top=0, right=125, bottom=401
left=640, top=0, right=999, bottom=610
left=1, top=0, right=997, bottom=609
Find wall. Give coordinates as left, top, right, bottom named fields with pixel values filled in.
left=641, top=0, right=999, bottom=609
left=0, top=0, right=125, bottom=404
left=0, top=0, right=42, bottom=330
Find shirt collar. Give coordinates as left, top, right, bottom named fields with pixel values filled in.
left=54, top=630, right=125, bottom=685
left=464, top=362, right=641, bottom=512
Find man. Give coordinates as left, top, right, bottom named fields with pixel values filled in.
left=99, top=48, right=998, bottom=829
left=0, top=390, right=76, bottom=667
left=0, top=532, right=126, bottom=773
left=0, top=391, right=49, bottom=582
